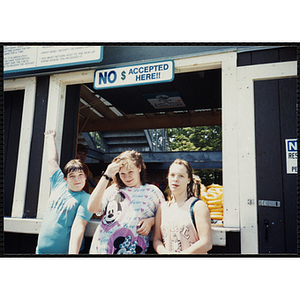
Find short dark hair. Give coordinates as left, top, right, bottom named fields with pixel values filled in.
left=77, top=144, right=88, bottom=153
left=63, top=159, right=86, bottom=177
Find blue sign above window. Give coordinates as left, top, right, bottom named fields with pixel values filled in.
left=94, top=60, right=174, bottom=90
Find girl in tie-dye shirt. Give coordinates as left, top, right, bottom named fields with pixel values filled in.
left=88, top=150, right=165, bottom=254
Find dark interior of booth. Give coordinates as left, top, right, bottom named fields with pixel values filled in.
left=77, top=68, right=222, bottom=185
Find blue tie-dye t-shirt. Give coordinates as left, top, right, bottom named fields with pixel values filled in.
left=36, top=169, right=92, bottom=254
left=90, top=184, right=165, bottom=254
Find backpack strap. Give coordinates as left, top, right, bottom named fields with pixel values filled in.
left=190, top=198, right=200, bottom=229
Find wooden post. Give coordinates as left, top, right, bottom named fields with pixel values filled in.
left=36, top=75, right=67, bottom=219
left=5, top=77, right=37, bottom=218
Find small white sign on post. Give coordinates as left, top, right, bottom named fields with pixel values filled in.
left=94, top=60, right=174, bottom=90
left=285, top=139, right=297, bottom=174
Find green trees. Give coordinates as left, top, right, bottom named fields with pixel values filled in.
left=167, top=126, right=222, bottom=152
left=167, top=126, right=222, bottom=185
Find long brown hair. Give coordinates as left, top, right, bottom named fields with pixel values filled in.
left=112, top=150, right=147, bottom=189
left=167, top=159, right=201, bottom=201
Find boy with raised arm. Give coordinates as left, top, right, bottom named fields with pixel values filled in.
left=36, top=130, right=93, bottom=254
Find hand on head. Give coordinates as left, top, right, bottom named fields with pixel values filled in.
left=105, top=161, right=120, bottom=179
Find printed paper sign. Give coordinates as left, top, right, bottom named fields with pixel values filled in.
left=285, top=139, right=297, bottom=174
left=4, top=46, right=103, bottom=73
left=94, top=60, right=174, bottom=89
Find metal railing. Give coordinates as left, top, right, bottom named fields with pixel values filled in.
left=144, top=129, right=171, bottom=152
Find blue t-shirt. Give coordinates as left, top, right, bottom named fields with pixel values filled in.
left=36, top=169, right=92, bottom=254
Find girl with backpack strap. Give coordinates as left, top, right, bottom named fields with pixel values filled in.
left=153, top=159, right=212, bottom=254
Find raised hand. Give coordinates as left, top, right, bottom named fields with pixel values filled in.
left=44, top=129, right=56, bottom=138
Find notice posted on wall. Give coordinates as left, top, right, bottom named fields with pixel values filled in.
left=285, top=139, right=297, bottom=174
left=4, top=46, right=103, bottom=73
left=94, top=60, right=174, bottom=90
left=144, top=91, right=186, bottom=109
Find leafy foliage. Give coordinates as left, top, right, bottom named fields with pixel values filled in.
left=89, top=132, right=107, bottom=152
left=167, top=126, right=222, bottom=152
left=167, top=126, right=222, bottom=185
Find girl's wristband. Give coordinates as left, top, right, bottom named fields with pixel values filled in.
left=101, top=171, right=113, bottom=182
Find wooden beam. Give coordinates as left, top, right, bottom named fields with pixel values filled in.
left=80, top=85, right=118, bottom=120
left=101, top=151, right=222, bottom=169
left=79, top=110, right=221, bottom=132
left=3, top=217, right=235, bottom=246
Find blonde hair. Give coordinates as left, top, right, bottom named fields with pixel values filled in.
left=192, top=174, right=201, bottom=198
left=112, top=150, right=147, bottom=189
